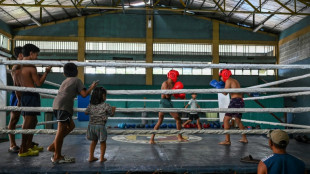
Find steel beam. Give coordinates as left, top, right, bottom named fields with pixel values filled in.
left=244, top=0, right=260, bottom=12
left=0, top=3, right=309, bottom=15
left=275, top=0, right=294, bottom=13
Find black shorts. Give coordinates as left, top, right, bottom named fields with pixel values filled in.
left=188, top=114, right=199, bottom=120
left=54, top=110, right=72, bottom=122
left=21, top=92, right=41, bottom=116
left=225, top=98, right=244, bottom=119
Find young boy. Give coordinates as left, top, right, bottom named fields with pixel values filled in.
left=19, top=44, right=52, bottom=156
left=48, top=63, right=97, bottom=164
left=182, top=93, right=201, bottom=130
left=218, top=69, right=248, bottom=145
left=8, top=47, right=23, bottom=153
left=149, top=70, right=187, bottom=144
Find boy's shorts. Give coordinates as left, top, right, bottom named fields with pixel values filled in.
left=159, top=98, right=173, bottom=108
left=188, top=113, right=199, bottom=120
left=9, top=92, right=18, bottom=106
left=54, top=110, right=72, bottom=123
left=86, top=125, right=107, bottom=142
left=21, top=92, right=41, bottom=116
left=225, top=98, right=244, bottom=119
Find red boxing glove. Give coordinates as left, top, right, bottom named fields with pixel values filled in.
left=179, top=93, right=186, bottom=99
left=173, top=81, right=184, bottom=89
left=173, top=94, right=180, bottom=99
left=172, top=81, right=184, bottom=99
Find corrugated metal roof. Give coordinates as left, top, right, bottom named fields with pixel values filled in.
left=0, top=0, right=308, bottom=33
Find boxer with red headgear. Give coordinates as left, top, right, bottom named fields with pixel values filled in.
left=167, top=70, right=179, bottom=83
left=218, top=69, right=248, bottom=145
left=149, top=70, right=187, bottom=144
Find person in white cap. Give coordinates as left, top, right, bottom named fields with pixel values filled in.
left=257, top=129, right=305, bottom=174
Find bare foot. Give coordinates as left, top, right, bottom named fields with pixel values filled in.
left=239, top=139, right=248, bottom=144
left=100, top=158, right=107, bottom=162
left=88, top=157, right=98, bottom=162
left=149, top=140, right=156, bottom=144
left=219, top=140, right=231, bottom=145
left=178, top=138, right=188, bottom=142
left=47, top=144, right=55, bottom=152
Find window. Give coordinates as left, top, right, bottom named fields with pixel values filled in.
left=0, top=34, right=10, bottom=51
left=220, top=44, right=275, bottom=56
left=153, top=43, right=212, bottom=55
left=16, top=40, right=78, bottom=53
left=86, top=42, right=146, bottom=54
left=85, top=60, right=146, bottom=74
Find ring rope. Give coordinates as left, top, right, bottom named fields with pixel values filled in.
left=13, top=117, right=309, bottom=129
left=3, top=106, right=310, bottom=113
left=6, top=69, right=61, bottom=88
left=243, top=91, right=310, bottom=101
left=1, top=128, right=310, bottom=135
left=248, top=73, right=310, bottom=89
left=2, top=85, right=310, bottom=95
left=2, top=59, right=310, bottom=69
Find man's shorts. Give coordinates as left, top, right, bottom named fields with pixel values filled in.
left=21, top=92, right=41, bottom=116
left=9, top=91, right=18, bottom=106
left=54, top=110, right=72, bottom=123
left=159, top=98, right=173, bottom=108
left=188, top=113, right=199, bottom=120
left=225, top=98, right=244, bottom=119
left=86, top=124, right=107, bottom=142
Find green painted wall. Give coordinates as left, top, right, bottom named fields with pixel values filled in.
left=219, top=24, right=277, bottom=41
left=14, top=20, right=78, bottom=37
left=154, top=14, right=212, bottom=39
left=0, top=19, right=11, bottom=34
left=85, top=14, right=146, bottom=38
left=279, top=16, right=310, bottom=40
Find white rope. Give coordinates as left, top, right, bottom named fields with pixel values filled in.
left=3, top=85, right=310, bottom=95
left=106, top=99, right=218, bottom=102
left=1, top=128, right=310, bottom=135
left=2, top=60, right=310, bottom=69
left=44, top=80, right=61, bottom=88
left=0, top=85, right=58, bottom=94
left=40, top=93, right=57, bottom=99
left=243, top=91, right=310, bottom=101
left=241, top=119, right=310, bottom=129
left=248, top=73, right=310, bottom=88
left=2, top=106, right=310, bottom=113
left=21, top=117, right=308, bottom=129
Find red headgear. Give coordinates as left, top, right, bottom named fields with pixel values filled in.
left=219, top=69, right=232, bottom=82
left=167, top=70, right=179, bottom=83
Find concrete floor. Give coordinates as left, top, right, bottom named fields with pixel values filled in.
left=0, top=132, right=309, bottom=174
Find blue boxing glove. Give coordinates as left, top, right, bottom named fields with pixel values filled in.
left=210, top=80, right=225, bottom=89
left=218, top=81, right=225, bottom=89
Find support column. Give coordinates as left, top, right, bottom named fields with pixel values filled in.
left=146, top=12, right=153, bottom=85
left=275, top=42, right=280, bottom=80
left=212, top=20, right=220, bottom=80
left=78, top=17, right=85, bottom=83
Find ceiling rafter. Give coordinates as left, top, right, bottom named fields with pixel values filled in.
left=0, top=7, right=24, bottom=26
left=241, top=0, right=269, bottom=24
left=212, top=0, right=226, bottom=16
left=272, top=5, right=309, bottom=30
left=56, top=0, right=72, bottom=17
left=243, top=0, right=260, bottom=12
left=274, top=0, right=294, bottom=13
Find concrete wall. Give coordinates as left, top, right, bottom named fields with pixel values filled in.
left=279, top=31, right=310, bottom=64
left=14, top=20, right=78, bottom=36
left=0, top=19, right=11, bottom=34
left=278, top=16, right=310, bottom=126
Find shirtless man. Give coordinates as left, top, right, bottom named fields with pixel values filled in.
left=218, top=69, right=248, bottom=145
left=149, top=70, right=187, bottom=144
left=19, top=44, right=52, bottom=157
left=8, top=47, right=23, bottom=153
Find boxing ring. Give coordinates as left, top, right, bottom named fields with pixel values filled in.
left=1, top=58, right=310, bottom=173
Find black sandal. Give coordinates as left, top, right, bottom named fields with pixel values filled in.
left=8, top=146, right=20, bottom=153
left=240, top=155, right=260, bottom=164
